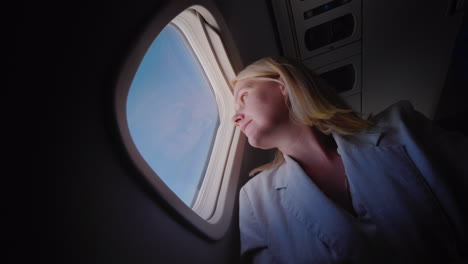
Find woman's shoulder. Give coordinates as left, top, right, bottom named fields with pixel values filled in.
left=361, top=99, right=467, bottom=151
left=333, top=100, right=426, bottom=148
left=366, top=100, right=416, bottom=125
left=359, top=100, right=427, bottom=137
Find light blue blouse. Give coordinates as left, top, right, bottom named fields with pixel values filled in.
left=239, top=100, right=468, bottom=263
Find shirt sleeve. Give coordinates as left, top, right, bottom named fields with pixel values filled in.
left=239, top=187, right=274, bottom=264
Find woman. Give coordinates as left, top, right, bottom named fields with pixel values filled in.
left=232, top=56, right=468, bottom=263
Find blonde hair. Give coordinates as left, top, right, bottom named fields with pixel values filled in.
left=231, top=56, right=373, bottom=176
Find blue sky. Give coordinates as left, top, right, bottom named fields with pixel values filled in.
left=126, top=24, right=219, bottom=206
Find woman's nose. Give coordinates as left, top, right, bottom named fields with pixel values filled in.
left=232, top=113, right=245, bottom=126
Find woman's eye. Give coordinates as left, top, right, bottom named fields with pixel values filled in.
left=241, top=94, right=247, bottom=101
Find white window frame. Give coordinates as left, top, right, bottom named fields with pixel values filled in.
left=114, top=4, right=245, bottom=240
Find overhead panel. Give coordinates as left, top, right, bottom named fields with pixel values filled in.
left=272, top=0, right=363, bottom=112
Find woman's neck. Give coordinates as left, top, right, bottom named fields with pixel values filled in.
left=278, top=123, right=356, bottom=216
left=278, top=124, right=338, bottom=174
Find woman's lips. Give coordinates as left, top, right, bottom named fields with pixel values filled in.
left=242, top=120, right=252, bottom=134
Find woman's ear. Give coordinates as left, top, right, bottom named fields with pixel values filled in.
left=277, top=76, right=287, bottom=96
left=276, top=75, right=291, bottom=108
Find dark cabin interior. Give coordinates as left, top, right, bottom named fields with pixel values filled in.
left=11, top=0, right=466, bottom=263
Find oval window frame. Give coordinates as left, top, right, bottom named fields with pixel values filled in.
left=113, top=3, right=245, bottom=240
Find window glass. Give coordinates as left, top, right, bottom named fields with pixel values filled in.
left=126, top=24, right=219, bottom=206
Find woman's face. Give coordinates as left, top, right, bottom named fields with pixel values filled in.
left=232, top=78, right=291, bottom=149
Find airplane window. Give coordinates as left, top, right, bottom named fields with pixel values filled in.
left=126, top=24, right=220, bottom=207
left=115, top=6, right=242, bottom=239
